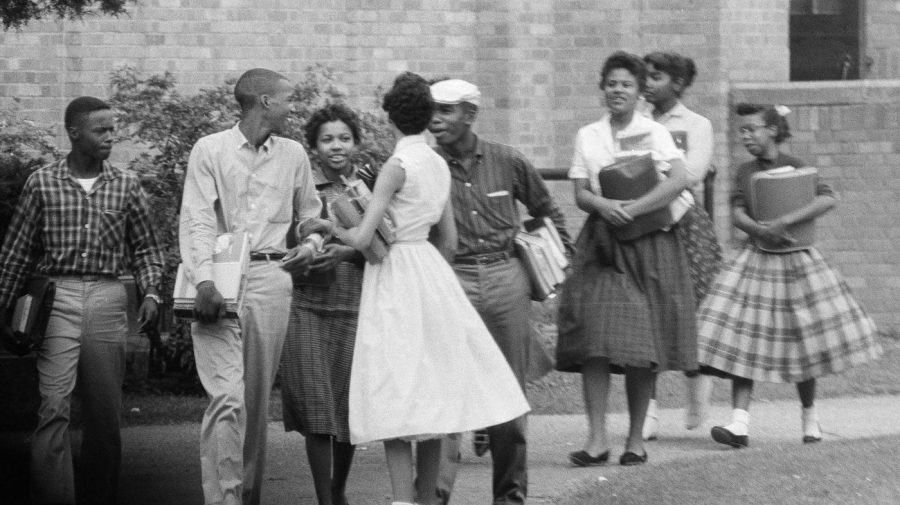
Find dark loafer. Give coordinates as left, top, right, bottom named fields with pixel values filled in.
left=711, top=426, right=749, bottom=448
left=473, top=429, right=490, bottom=457
left=802, top=434, right=822, bottom=444
left=619, top=450, right=648, bottom=466
left=569, top=449, right=610, bottom=467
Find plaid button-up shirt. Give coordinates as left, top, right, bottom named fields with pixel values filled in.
left=434, top=136, right=573, bottom=257
left=0, top=158, right=164, bottom=309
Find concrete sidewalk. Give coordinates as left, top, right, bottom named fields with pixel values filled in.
left=117, top=394, right=899, bottom=505
left=3, top=394, right=898, bottom=504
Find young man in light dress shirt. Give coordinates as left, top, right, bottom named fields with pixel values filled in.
left=179, top=68, right=326, bottom=505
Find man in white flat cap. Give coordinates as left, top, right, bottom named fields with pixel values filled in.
left=429, top=78, right=573, bottom=505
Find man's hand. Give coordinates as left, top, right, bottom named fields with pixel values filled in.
left=297, top=218, right=334, bottom=241
left=308, top=243, right=355, bottom=272
left=137, top=295, right=160, bottom=332
left=0, top=312, right=29, bottom=356
left=280, top=245, right=315, bottom=275
left=194, top=281, right=225, bottom=324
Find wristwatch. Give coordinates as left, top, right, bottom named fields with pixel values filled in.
left=144, top=293, right=162, bottom=305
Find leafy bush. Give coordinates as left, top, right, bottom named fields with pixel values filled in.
left=0, top=105, right=60, bottom=243
left=108, top=65, right=392, bottom=388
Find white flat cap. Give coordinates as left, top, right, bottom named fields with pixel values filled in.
left=430, top=79, right=481, bottom=107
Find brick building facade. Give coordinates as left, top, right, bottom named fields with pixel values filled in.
left=1, top=0, right=898, bottom=327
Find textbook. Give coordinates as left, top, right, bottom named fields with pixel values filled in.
left=6, top=278, right=55, bottom=355
left=749, top=166, right=818, bottom=253
left=330, top=176, right=397, bottom=264
left=597, top=153, right=673, bottom=241
left=173, top=232, right=250, bottom=318
left=515, top=217, right=569, bottom=301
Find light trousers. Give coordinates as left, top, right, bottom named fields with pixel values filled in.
left=32, top=277, right=128, bottom=505
left=192, top=261, right=292, bottom=505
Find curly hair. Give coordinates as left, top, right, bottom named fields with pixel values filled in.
left=643, top=51, right=698, bottom=95
left=303, top=103, right=362, bottom=149
left=600, top=51, right=647, bottom=89
left=736, top=103, right=792, bottom=143
left=381, top=71, right=434, bottom=135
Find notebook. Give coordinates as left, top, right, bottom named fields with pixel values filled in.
left=597, top=153, right=673, bottom=241
left=173, top=231, right=250, bottom=318
left=748, top=166, right=818, bottom=252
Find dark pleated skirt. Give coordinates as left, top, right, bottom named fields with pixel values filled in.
left=556, top=213, right=697, bottom=373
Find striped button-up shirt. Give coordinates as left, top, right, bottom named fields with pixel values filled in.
left=435, top=136, right=573, bottom=257
left=0, top=158, right=164, bottom=309
left=179, top=123, right=321, bottom=285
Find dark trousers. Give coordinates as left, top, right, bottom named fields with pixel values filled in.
left=439, top=258, right=530, bottom=504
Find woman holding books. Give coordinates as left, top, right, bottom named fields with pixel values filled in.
left=280, top=103, right=367, bottom=505
left=332, top=72, right=529, bottom=505
left=699, top=104, right=882, bottom=448
left=556, top=51, right=697, bottom=466
left=640, top=51, right=722, bottom=440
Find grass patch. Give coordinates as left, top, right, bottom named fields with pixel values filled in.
left=558, top=434, right=900, bottom=505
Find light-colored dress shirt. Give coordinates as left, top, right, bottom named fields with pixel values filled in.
left=647, top=101, right=714, bottom=202
left=568, top=112, right=692, bottom=222
left=180, top=123, right=321, bottom=285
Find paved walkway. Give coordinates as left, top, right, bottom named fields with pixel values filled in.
left=3, top=395, right=898, bottom=504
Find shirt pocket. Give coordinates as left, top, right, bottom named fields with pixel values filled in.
left=482, top=190, right=516, bottom=229
left=264, top=184, right=293, bottom=223
left=98, top=209, right=127, bottom=249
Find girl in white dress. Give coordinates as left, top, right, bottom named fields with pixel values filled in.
left=334, top=72, right=529, bottom=505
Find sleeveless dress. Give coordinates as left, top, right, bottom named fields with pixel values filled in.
left=347, top=134, right=530, bottom=445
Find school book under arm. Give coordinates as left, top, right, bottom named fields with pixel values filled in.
left=748, top=166, right=818, bottom=253
left=173, top=231, right=250, bottom=319
left=330, top=193, right=390, bottom=264
left=596, top=153, right=673, bottom=241
left=5, top=278, right=55, bottom=355
left=514, top=232, right=565, bottom=302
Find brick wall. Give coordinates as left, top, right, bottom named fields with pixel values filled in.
left=730, top=80, right=900, bottom=329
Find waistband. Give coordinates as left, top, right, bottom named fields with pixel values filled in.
left=49, top=274, right=118, bottom=282
left=250, top=252, right=286, bottom=262
left=453, top=250, right=512, bottom=266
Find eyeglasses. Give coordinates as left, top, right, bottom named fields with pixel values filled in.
left=738, top=124, right=768, bottom=135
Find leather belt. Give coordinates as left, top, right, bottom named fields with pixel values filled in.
left=453, top=251, right=512, bottom=266
left=249, top=252, right=286, bottom=262
left=50, top=274, right=117, bottom=282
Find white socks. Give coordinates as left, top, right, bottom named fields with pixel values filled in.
left=802, top=406, right=821, bottom=439
left=723, top=408, right=749, bottom=436
left=643, top=399, right=659, bottom=440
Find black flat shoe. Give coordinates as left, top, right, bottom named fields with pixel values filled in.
left=473, top=429, right=490, bottom=457
left=619, top=450, right=648, bottom=466
left=711, top=426, right=749, bottom=448
left=802, top=434, right=822, bottom=444
left=569, top=449, right=610, bottom=467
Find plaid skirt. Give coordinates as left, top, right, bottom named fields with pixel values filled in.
left=281, top=263, right=362, bottom=442
left=556, top=214, right=697, bottom=373
left=697, top=244, right=883, bottom=383
left=675, top=205, right=722, bottom=303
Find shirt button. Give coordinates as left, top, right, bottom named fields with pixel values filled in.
left=465, top=182, right=472, bottom=188
left=471, top=210, right=478, bottom=216
left=250, top=204, right=257, bottom=210
left=84, top=224, right=90, bottom=229
left=81, top=252, right=88, bottom=258
left=478, top=238, right=485, bottom=243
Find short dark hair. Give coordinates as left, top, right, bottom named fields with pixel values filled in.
left=643, top=51, right=698, bottom=96
left=304, top=103, right=362, bottom=148
left=382, top=72, right=434, bottom=135
left=600, top=51, right=647, bottom=89
left=736, top=103, right=792, bottom=143
left=234, top=68, right=288, bottom=112
left=64, top=96, right=111, bottom=130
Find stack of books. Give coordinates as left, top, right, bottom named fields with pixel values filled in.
left=597, top=153, right=673, bottom=241
left=515, top=217, right=569, bottom=301
left=173, top=231, right=250, bottom=319
left=330, top=175, right=397, bottom=264
left=749, top=166, right=818, bottom=252
left=8, top=278, right=55, bottom=354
